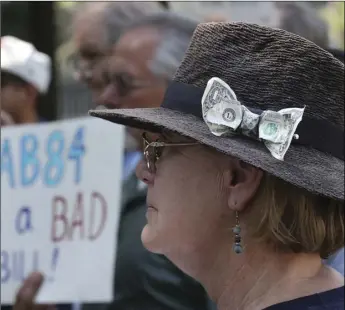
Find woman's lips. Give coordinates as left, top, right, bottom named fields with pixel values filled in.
left=148, top=205, right=157, bottom=211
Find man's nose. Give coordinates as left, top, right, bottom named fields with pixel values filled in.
left=98, top=84, right=120, bottom=108
left=136, top=159, right=154, bottom=186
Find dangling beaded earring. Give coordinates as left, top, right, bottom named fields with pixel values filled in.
left=232, top=211, right=243, bottom=254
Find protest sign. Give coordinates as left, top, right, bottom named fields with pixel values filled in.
left=1, top=117, right=124, bottom=304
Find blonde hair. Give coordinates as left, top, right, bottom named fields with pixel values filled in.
left=252, top=173, right=344, bottom=259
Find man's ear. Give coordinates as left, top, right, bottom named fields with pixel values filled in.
left=225, top=159, right=263, bottom=212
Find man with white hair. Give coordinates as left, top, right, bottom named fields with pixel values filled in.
left=1, top=36, right=51, bottom=125
left=71, top=2, right=163, bottom=104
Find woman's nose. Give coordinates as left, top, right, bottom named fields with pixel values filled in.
left=136, top=159, right=154, bottom=186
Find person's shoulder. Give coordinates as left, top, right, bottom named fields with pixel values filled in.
left=326, top=248, right=345, bottom=276
left=265, top=286, right=344, bottom=310
left=141, top=251, right=214, bottom=309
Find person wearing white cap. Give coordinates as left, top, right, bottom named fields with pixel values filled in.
left=1, top=36, right=51, bottom=125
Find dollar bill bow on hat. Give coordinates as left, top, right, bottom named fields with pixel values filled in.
left=201, top=77, right=305, bottom=161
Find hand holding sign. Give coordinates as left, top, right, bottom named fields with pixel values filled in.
left=14, top=272, right=56, bottom=310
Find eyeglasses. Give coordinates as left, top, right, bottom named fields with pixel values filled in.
left=142, top=132, right=198, bottom=173
left=68, top=52, right=108, bottom=81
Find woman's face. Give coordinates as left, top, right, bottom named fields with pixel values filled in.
left=136, top=132, right=232, bottom=271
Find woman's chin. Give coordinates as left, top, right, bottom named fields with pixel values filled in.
left=141, top=225, right=161, bottom=254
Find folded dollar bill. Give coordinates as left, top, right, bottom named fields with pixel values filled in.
left=201, top=77, right=305, bottom=160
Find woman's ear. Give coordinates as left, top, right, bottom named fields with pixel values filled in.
left=226, top=159, right=263, bottom=212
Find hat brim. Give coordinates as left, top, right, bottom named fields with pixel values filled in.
left=89, top=108, right=344, bottom=201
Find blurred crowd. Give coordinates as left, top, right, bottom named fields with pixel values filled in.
left=1, top=2, right=344, bottom=310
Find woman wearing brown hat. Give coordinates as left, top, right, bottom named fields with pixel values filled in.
left=91, top=22, right=344, bottom=309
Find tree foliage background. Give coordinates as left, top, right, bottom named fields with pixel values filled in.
left=320, top=1, right=344, bottom=49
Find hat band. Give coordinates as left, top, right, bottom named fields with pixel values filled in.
left=161, top=82, right=344, bottom=161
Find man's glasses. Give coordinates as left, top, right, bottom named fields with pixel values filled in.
left=142, top=132, right=198, bottom=173
left=69, top=53, right=165, bottom=97
left=68, top=52, right=108, bottom=81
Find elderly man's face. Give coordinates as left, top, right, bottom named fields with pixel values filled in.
left=99, top=27, right=166, bottom=109
left=99, top=27, right=167, bottom=148
left=72, top=14, right=110, bottom=104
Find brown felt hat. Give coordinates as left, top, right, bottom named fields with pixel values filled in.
left=90, top=22, right=344, bottom=201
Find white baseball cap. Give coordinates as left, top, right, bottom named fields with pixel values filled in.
left=1, top=36, right=51, bottom=94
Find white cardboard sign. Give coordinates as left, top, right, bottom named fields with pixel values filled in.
left=1, top=117, right=124, bottom=304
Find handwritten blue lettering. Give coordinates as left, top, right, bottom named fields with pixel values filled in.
left=47, top=247, right=60, bottom=281
left=68, top=127, right=86, bottom=184
left=43, top=130, right=65, bottom=187
left=1, top=127, right=87, bottom=189
left=1, top=138, right=15, bottom=188
left=1, top=250, right=10, bottom=283
left=20, top=134, right=40, bottom=187
left=1, top=250, right=46, bottom=284
left=15, top=207, right=33, bottom=234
